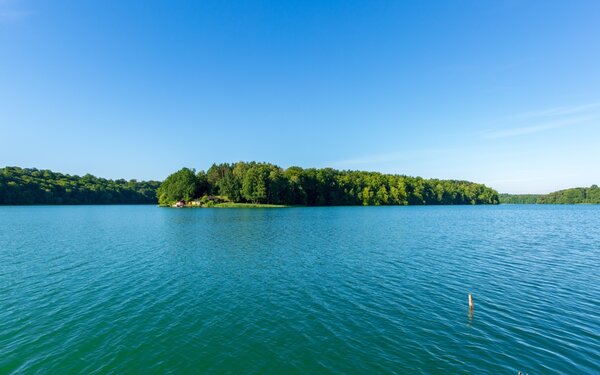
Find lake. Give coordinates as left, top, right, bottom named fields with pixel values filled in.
left=0, top=205, right=598, bottom=374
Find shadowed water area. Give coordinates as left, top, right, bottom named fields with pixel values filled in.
left=0, top=205, right=598, bottom=374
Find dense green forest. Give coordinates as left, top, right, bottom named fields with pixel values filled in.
left=5, top=164, right=596, bottom=206
left=500, top=185, right=600, bottom=204
left=157, top=162, right=500, bottom=206
left=539, top=186, right=600, bottom=203
left=498, top=194, right=542, bottom=204
left=0, top=167, right=160, bottom=205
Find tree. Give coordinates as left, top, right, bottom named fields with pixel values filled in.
left=242, top=165, right=268, bottom=203
left=156, top=168, right=199, bottom=205
left=0, top=167, right=161, bottom=205
left=1, top=163, right=505, bottom=207
left=284, top=166, right=307, bottom=205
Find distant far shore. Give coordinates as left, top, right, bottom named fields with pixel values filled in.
left=156, top=162, right=499, bottom=207
left=499, top=185, right=600, bottom=204
left=2, top=165, right=598, bottom=206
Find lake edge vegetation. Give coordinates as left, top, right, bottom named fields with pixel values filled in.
left=4, top=164, right=597, bottom=207
left=157, top=162, right=500, bottom=207
left=0, top=167, right=160, bottom=205
left=499, top=185, right=600, bottom=204
left=5, top=162, right=600, bottom=208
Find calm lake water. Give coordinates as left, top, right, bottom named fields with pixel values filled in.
left=0, top=205, right=598, bottom=374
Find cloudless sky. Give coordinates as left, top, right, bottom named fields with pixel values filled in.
left=1, top=0, right=599, bottom=193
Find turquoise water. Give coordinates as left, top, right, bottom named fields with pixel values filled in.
left=0, top=205, right=598, bottom=374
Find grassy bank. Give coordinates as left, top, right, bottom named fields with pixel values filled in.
left=160, top=200, right=288, bottom=208
left=212, top=202, right=289, bottom=208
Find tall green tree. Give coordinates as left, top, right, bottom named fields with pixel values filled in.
left=242, top=165, right=268, bottom=203
left=156, top=168, right=200, bottom=205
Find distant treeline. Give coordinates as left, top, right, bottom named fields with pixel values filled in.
left=157, top=162, right=500, bottom=206
left=498, top=194, right=541, bottom=204
left=500, top=185, right=600, bottom=204
left=0, top=167, right=160, bottom=205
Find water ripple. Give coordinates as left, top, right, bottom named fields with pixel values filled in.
left=0, top=205, right=599, bottom=374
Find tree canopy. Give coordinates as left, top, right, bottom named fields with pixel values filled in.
left=158, top=161, right=500, bottom=206
left=498, top=194, right=542, bottom=204
left=156, top=168, right=207, bottom=206
left=0, top=167, right=160, bottom=205
left=500, top=185, right=600, bottom=204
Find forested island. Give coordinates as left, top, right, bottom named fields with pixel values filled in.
left=4, top=164, right=598, bottom=207
left=157, top=162, right=500, bottom=207
left=0, top=167, right=160, bottom=205
left=500, top=185, right=600, bottom=204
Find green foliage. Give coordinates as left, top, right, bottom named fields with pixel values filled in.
left=1, top=162, right=508, bottom=207
left=498, top=194, right=542, bottom=204
left=538, top=185, right=600, bottom=204
left=500, top=185, right=600, bottom=204
left=212, top=202, right=288, bottom=208
left=156, top=168, right=204, bottom=206
left=169, top=161, right=500, bottom=206
left=0, top=167, right=160, bottom=205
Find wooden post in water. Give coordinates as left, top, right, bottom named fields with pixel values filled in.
left=468, top=293, right=474, bottom=310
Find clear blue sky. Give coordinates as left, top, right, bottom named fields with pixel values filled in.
left=1, top=0, right=599, bottom=193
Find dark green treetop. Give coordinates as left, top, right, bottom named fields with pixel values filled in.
left=157, top=161, right=500, bottom=206
left=156, top=168, right=205, bottom=206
